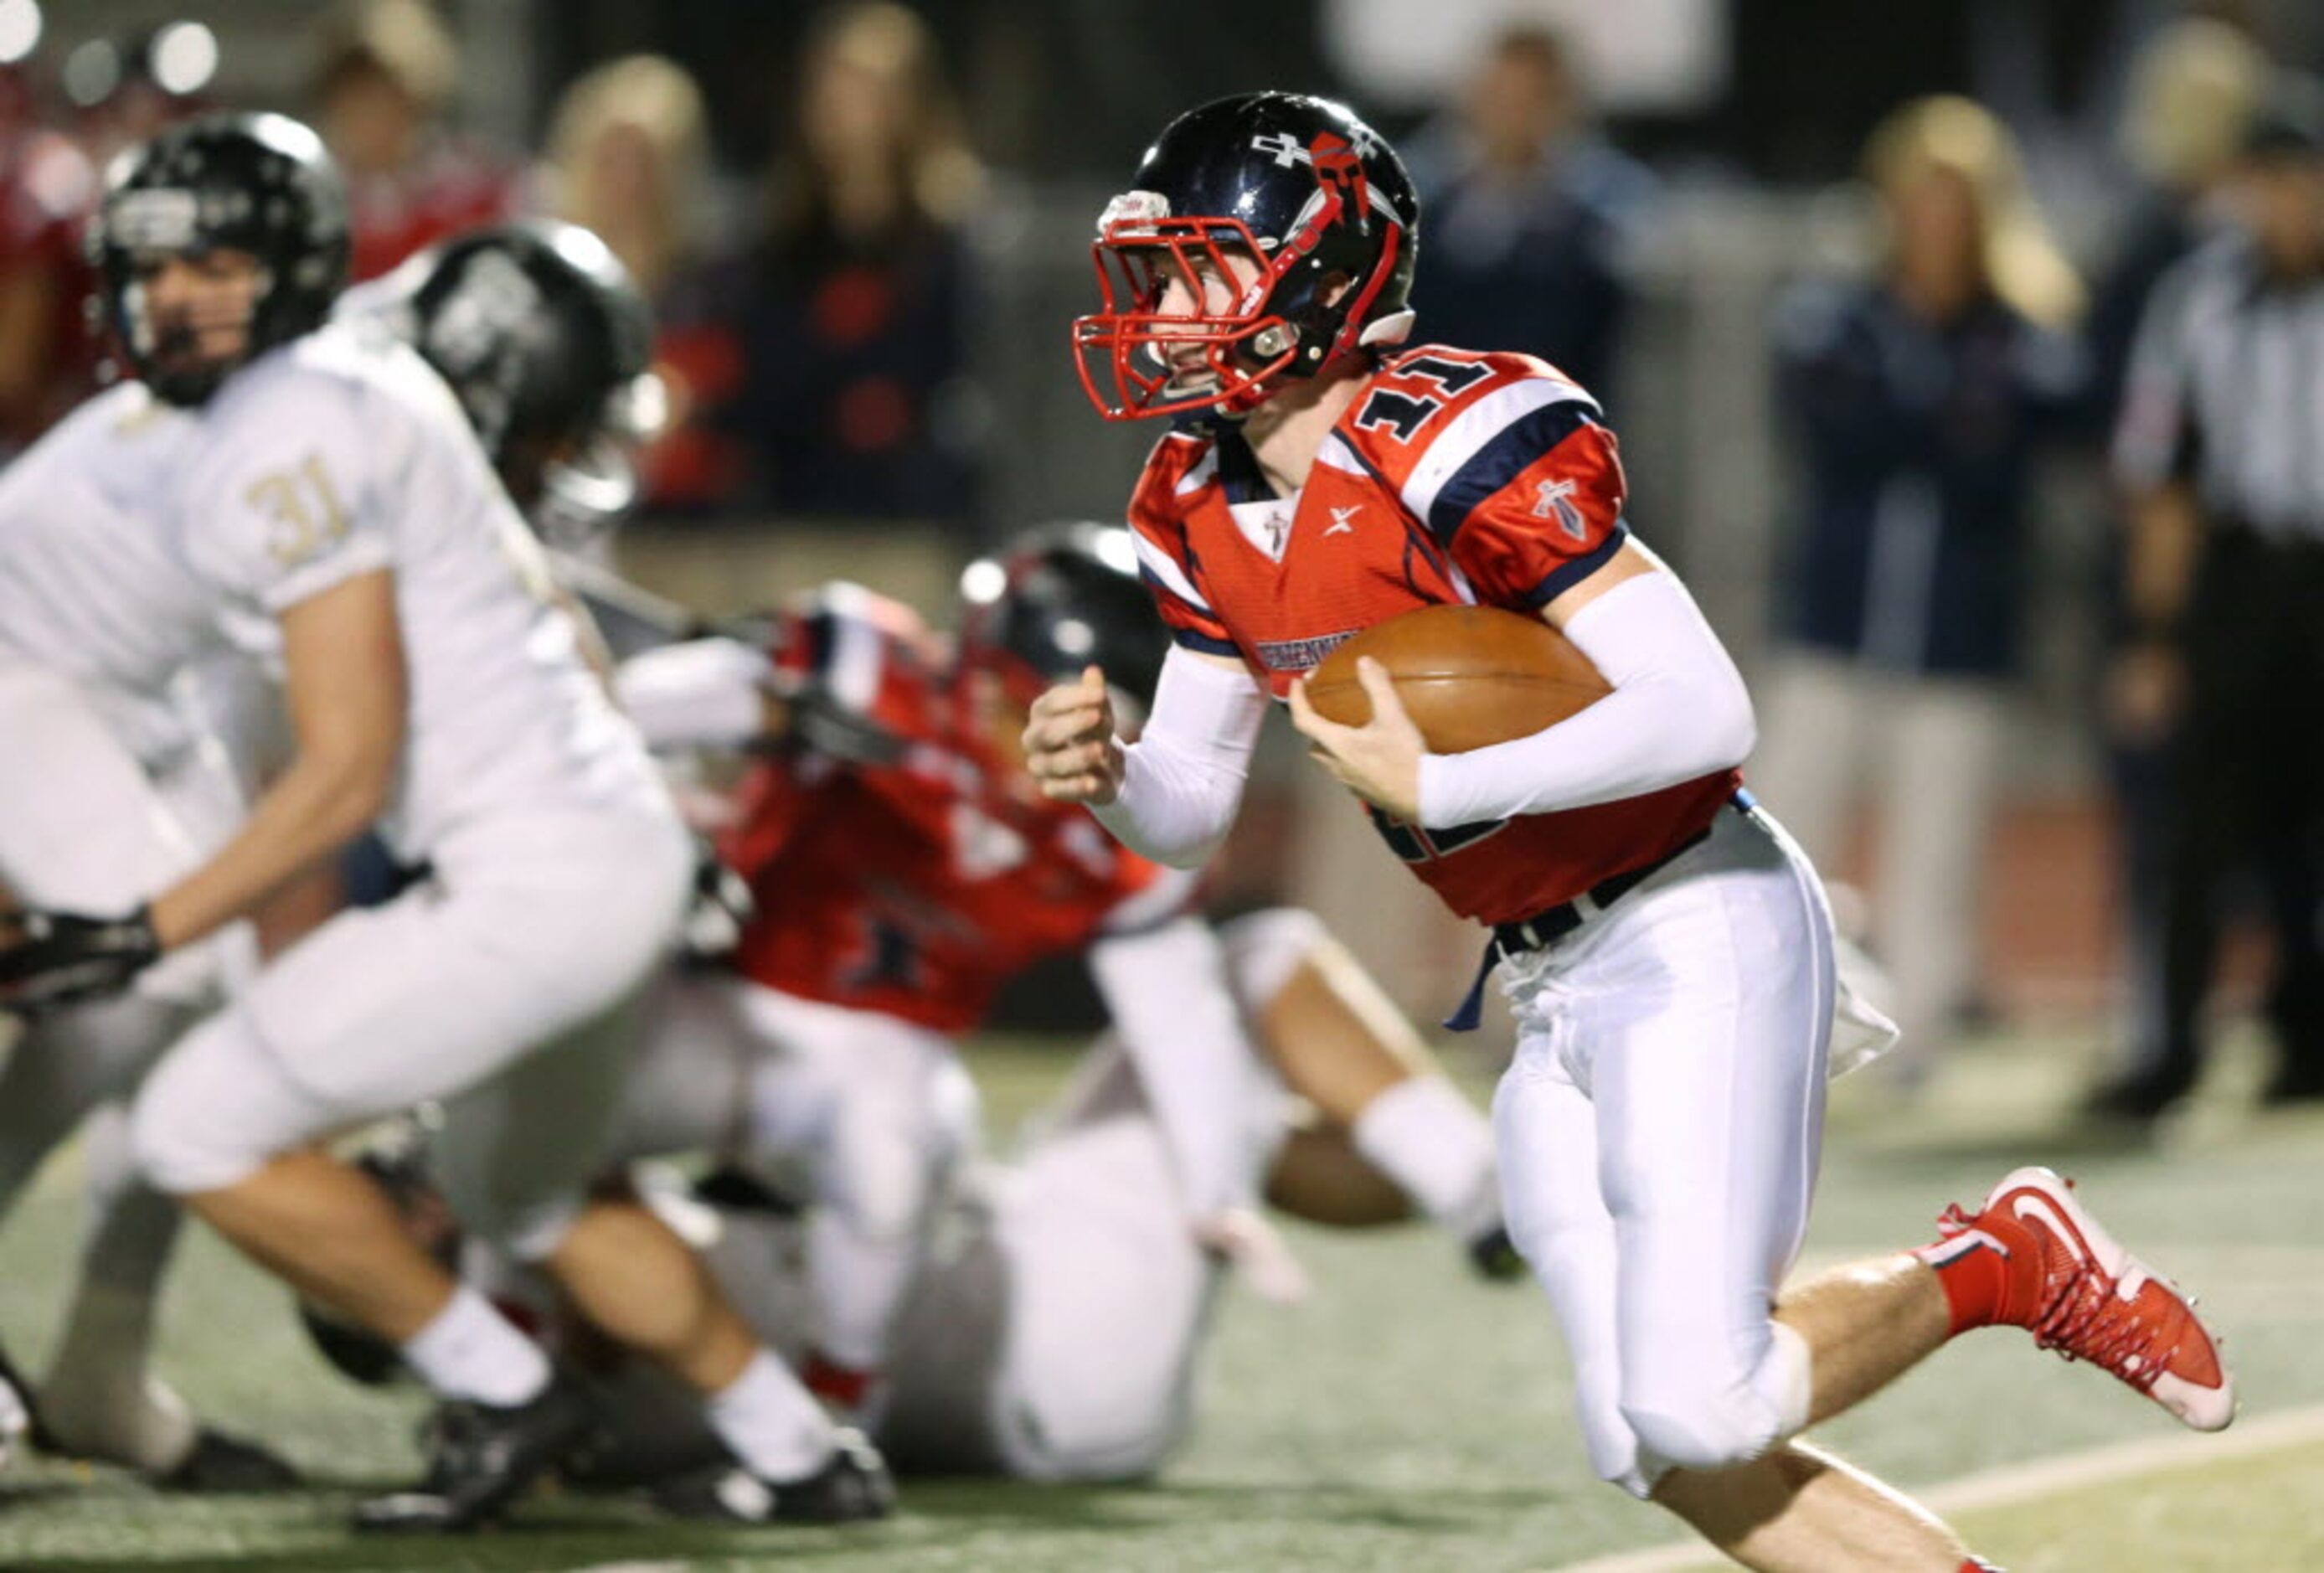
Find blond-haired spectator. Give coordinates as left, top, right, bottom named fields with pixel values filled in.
left=712, top=0, right=987, bottom=528
left=541, top=53, right=736, bottom=513
left=1749, top=96, right=2088, bottom=1083
left=545, top=54, right=709, bottom=300
left=310, top=0, right=521, bottom=280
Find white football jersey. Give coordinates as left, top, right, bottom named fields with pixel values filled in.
left=0, top=321, right=668, bottom=855
left=0, top=382, right=228, bottom=762
left=174, top=319, right=671, bottom=854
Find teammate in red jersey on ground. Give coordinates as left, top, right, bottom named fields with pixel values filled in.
left=611, top=526, right=1508, bottom=1424
left=1027, top=91, right=2232, bottom=1573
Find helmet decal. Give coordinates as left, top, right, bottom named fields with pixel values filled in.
left=380, top=220, right=659, bottom=539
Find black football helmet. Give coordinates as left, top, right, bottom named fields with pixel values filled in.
left=375, top=220, right=662, bottom=540
left=91, top=111, right=349, bottom=406
left=957, top=523, right=1172, bottom=722
left=1074, top=91, right=1419, bottom=421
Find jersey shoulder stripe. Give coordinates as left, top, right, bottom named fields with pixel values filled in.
left=1425, top=400, right=1602, bottom=549
left=1394, top=373, right=1598, bottom=544
left=789, top=581, right=930, bottom=712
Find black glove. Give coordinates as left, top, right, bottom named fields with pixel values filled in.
left=0, top=906, right=161, bottom=1015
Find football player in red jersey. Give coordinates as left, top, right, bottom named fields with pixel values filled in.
left=607, top=526, right=1510, bottom=1429
left=1028, top=91, right=2233, bottom=1571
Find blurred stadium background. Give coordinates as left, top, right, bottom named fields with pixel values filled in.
left=3, top=0, right=2322, bottom=1568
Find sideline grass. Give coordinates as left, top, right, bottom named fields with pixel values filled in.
left=2, top=1026, right=2319, bottom=1571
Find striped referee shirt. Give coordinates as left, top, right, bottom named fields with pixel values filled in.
left=2115, top=233, right=2324, bottom=541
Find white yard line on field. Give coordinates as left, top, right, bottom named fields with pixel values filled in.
left=1547, top=1402, right=2324, bottom=1573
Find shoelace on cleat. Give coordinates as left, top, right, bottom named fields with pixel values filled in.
left=2025, top=1239, right=2175, bottom=1394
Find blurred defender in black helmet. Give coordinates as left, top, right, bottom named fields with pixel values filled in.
left=362, top=219, right=667, bottom=542
left=90, top=111, right=349, bottom=406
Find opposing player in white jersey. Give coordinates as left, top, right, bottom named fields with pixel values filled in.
left=0, top=317, right=296, bottom=1487
left=0, top=116, right=885, bottom=1531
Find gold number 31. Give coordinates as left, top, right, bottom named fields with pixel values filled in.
left=245, top=454, right=353, bottom=568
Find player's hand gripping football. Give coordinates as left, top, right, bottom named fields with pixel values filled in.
left=0, top=906, right=161, bottom=1015
left=1288, top=657, right=1425, bottom=823
left=1023, top=665, right=1126, bottom=805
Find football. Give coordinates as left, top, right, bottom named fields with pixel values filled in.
left=1302, top=604, right=1609, bottom=753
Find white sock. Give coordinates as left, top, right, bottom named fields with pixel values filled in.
left=398, top=1286, right=552, bottom=1407
left=707, top=1350, right=837, bottom=1481
left=1351, top=1076, right=1498, bottom=1236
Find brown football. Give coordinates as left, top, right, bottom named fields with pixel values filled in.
left=1304, top=604, right=1609, bottom=753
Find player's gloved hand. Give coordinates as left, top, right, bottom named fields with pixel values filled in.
left=679, top=844, right=756, bottom=961
left=0, top=906, right=160, bottom=1015
left=760, top=673, right=905, bottom=766
left=1195, top=1206, right=1311, bottom=1306
left=1023, top=665, right=1126, bottom=805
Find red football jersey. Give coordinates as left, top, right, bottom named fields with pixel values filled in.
left=1127, top=343, right=1737, bottom=925
left=719, top=586, right=1192, bottom=1034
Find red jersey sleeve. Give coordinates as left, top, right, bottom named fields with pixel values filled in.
left=1126, top=433, right=1241, bottom=658
left=1358, top=347, right=1629, bottom=611
left=1442, top=410, right=1628, bottom=610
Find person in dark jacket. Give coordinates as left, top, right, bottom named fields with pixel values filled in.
left=1751, top=95, right=2086, bottom=1080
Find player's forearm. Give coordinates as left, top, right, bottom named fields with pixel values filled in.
left=1090, top=743, right=1246, bottom=868
left=147, top=750, right=391, bottom=950
left=2123, top=483, right=2203, bottom=637
left=615, top=637, right=781, bottom=752
left=1088, top=647, right=1266, bottom=868
left=1090, top=920, right=1268, bottom=1224
left=1416, top=571, right=1754, bottom=828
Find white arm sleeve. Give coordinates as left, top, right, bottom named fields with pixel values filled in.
left=613, top=637, right=775, bottom=753
left=1087, top=917, right=1267, bottom=1226
left=1088, top=645, right=1268, bottom=869
left=1416, top=570, right=1754, bottom=828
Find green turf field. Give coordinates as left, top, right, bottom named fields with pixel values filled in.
left=3, top=1023, right=2320, bottom=1572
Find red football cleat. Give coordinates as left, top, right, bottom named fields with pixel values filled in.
left=1935, top=1167, right=2234, bottom=1431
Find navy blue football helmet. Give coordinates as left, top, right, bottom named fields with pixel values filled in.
left=1074, top=92, right=1419, bottom=420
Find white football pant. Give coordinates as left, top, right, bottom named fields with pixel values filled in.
left=129, top=807, right=691, bottom=1259
left=1493, top=802, right=1832, bottom=1496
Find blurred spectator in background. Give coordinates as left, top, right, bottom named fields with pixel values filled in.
left=2, top=22, right=223, bottom=451
left=1404, top=23, right=1652, bottom=405
left=711, top=0, right=985, bottom=529
left=0, top=63, right=94, bottom=453
left=309, top=0, right=519, bottom=281
left=542, top=53, right=739, bottom=513
left=61, top=21, right=220, bottom=171
left=2084, top=18, right=2265, bottom=1119
left=2095, top=75, right=2324, bottom=1122
left=2089, top=20, right=2266, bottom=408
left=1750, top=95, right=2086, bottom=1083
